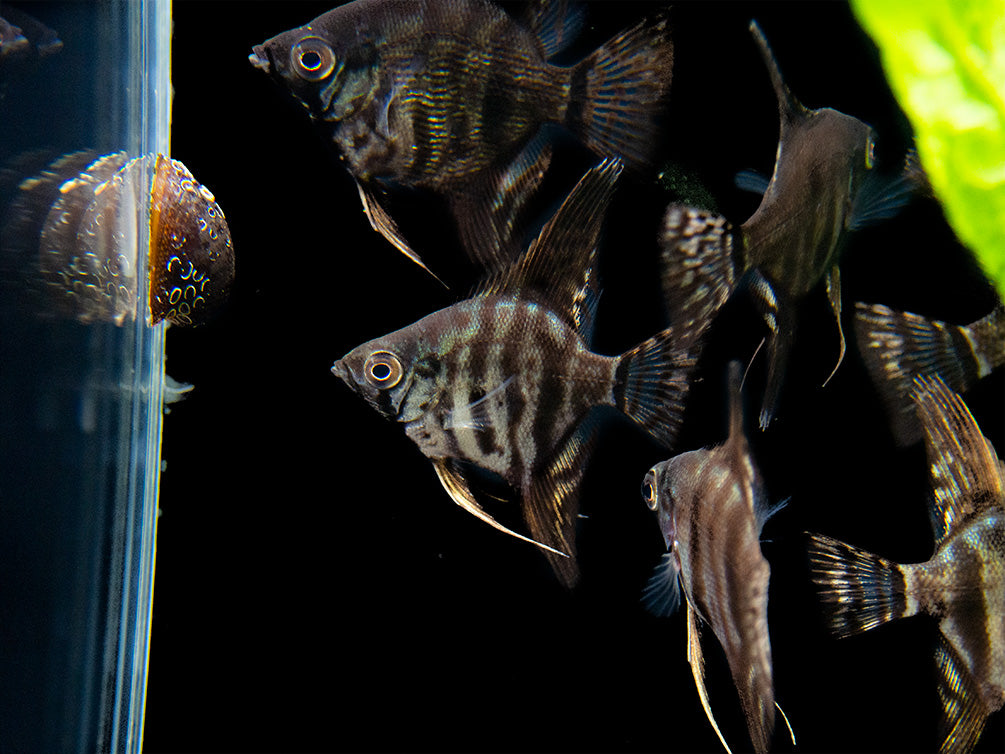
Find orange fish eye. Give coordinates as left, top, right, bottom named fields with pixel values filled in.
left=642, top=478, right=658, bottom=510
left=364, top=351, right=403, bottom=388
left=291, top=36, right=336, bottom=81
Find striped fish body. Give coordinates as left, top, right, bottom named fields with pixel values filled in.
left=854, top=302, right=1005, bottom=445
left=643, top=362, right=777, bottom=753
left=808, top=374, right=1005, bottom=753
left=333, top=294, right=614, bottom=484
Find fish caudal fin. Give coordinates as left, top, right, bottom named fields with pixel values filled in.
left=567, top=14, right=673, bottom=171
left=806, top=533, right=911, bottom=639
left=854, top=302, right=991, bottom=446
left=614, top=327, right=696, bottom=450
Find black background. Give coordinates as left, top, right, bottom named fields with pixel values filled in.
left=146, top=2, right=1004, bottom=752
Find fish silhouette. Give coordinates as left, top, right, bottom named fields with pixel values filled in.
left=808, top=374, right=1004, bottom=754
left=250, top=0, right=673, bottom=278
left=332, top=158, right=703, bottom=586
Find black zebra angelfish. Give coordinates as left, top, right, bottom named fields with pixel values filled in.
left=331, top=158, right=703, bottom=587
left=642, top=361, right=786, bottom=754
left=854, top=301, right=1005, bottom=445
left=808, top=374, right=1004, bottom=754
left=659, top=21, right=916, bottom=430
left=250, top=0, right=673, bottom=277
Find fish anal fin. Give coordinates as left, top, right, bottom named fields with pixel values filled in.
left=687, top=601, right=734, bottom=754
left=822, top=264, right=845, bottom=387
left=520, top=423, right=599, bottom=588
left=356, top=180, right=447, bottom=287
left=935, top=633, right=991, bottom=754
left=431, top=459, right=568, bottom=558
left=452, top=137, right=553, bottom=274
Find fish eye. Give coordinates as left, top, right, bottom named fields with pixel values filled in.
left=291, top=36, right=335, bottom=81
left=363, top=351, right=403, bottom=388
left=642, top=475, right=658, bottom=511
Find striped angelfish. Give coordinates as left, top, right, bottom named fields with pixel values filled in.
left=250, top=0, right=674, bottom=274
left=808, top=374, right=1004, bottom=754
left=332, top=158, right=704, bottom=587
left=854, top=301, right=1005, bottom=446
left=642, top=361, right=786, bottom=754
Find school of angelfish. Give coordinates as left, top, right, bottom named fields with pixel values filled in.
left=248, top=1, right=1004, bottom=752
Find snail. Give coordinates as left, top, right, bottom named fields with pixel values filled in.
left=0, top=149, right=234, bottom=326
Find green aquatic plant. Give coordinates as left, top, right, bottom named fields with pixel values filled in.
left=852, top=0, right=1005, bottom=299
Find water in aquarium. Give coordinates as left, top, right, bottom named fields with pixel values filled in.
left=0, top=2, right=169, bottom=751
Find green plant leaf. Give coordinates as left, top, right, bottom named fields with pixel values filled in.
left=852, top=0, right=1005, bottom=299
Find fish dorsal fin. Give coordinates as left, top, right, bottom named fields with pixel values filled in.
left=431, top=458, right=569, bottom=557
left=686, top=601, right=734, bottom=754
left=748, top=20, right=806, bottom=127
left=934, top=632, right=991, bottom=754
left=912, top=374, right=1004, bottom=545
left=479, top=157, right=623, bottom=333
left=522, top=0, right=585, bottom=60
left=520, top=420, right=599, bottom=587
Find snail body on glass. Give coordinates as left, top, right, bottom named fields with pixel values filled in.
left=1, top=150, right=234, bottom=326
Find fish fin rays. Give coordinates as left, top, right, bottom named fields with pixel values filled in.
left=522, top=0, right=585, bottom=60
left=450, top=137, right=554, bottom=274
left=912, top=374, right=1005, bottom=543
left=614, top=327, right=697, bottom=449
left=686, top=602, right=734, bottom=754
left=356, top=180, right=448, bottom=286
left=747, top=270, right=792, bottom=430
left=935, top=632, right=992, bottom=754
left=642, top=552, right=681, bottom=617
left=521, top=422, right=599, bottom=588
left=806, top=532, right=910, bottom=638
left=442, top=377, right=515, bottom=432
left=848, top=166, right=918, bottom=232
left=431, top=459, right=569, bottom=558
left=659, top=205, right=739, bottom=350
left=482, top=157, right=622, bottom=332
left=567, top=14, right=673, bottom=171
left=821, top=265, right=845, bottom=387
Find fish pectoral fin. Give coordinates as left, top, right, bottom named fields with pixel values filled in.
left=935, top=632, right=991, bottom=754
left=355, top=180, right=447, bottom=287
left=431, top=459, right=568, bottom=558
left=822, top=265, right=845, bottom=387
left=442, top=377, right=515, bottom=432
left=686, top=602, right=733, bottom=754
left=521, top=423, right=599, bottom=588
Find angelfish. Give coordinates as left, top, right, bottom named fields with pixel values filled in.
left=854, top=300, right=1005, bottom=445
left=659, top=20, right=916, bottom=429
left=642, top=361, right=786, bottom=754
left=808, top=374, right=1004, bottom=754
left=250, top=0, right=673, bottom=276
left=331, top=158, right=702, bottom=587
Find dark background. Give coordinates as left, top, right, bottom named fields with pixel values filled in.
left=146, top=2, right=1003, bottom=752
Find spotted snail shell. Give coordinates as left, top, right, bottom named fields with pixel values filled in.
left=1, top=150, right=234, bottom=326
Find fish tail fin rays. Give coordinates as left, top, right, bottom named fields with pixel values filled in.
left=431, top=458, right=570, bottom=558
left=521, top=422, right=599, bottom=588
left=614, top=327, right=697, bottom=450
left=853, top=302, right=986, bottom=446
left=686, top=603, right=734, bottom=754
left=935, top=634, right=992, bottom=754
left=449, top=138, right=554, bottom=273
left=356, top=181, right=448, bottom=287
left=659, top=205, right=739, bottom=348
left=748, top=20, right=805, bottom=124
left=566, top=14, right=673, bottom=171
left=806, top=532, right=911, bottom=639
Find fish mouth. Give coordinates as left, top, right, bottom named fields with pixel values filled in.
left=248, top=44, right=271, bottom=74
left=330, top=359, right=351, bottom=385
